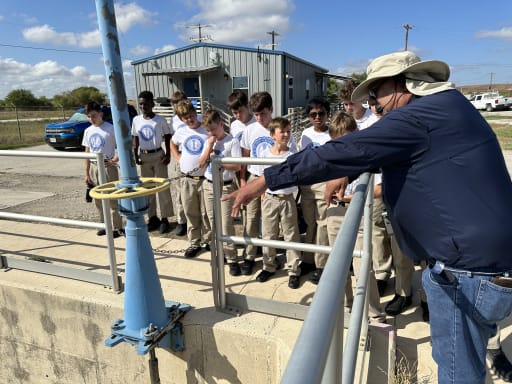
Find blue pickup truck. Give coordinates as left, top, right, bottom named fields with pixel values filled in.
left=44, top=105, right=137, bottom=150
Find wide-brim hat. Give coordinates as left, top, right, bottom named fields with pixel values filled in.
left=351, top=51, right=451, bottom=101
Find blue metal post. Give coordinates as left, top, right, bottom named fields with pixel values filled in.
left=94, top=0, right=189, bottom=355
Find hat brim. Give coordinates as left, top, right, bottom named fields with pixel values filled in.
left=351, top=60, right=450, bottom=101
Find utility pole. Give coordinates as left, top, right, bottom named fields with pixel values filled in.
left=188, top=23, right=212, bottom=42
left=489, top=72, right=495, bottom=90
left=403, top=24, right=413, bottom=51
left=267, top=30, right=280, bottom=50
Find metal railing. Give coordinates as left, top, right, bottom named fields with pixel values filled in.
left=0, top=150, right=122, bottom=292
left=209, top=156, right=374, bottom=383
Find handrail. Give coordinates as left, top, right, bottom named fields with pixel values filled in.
left=0, top=149, right=121, bottom=292
left=210, top=156, right=373, bottom=383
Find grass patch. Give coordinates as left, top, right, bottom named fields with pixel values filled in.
left=490, top=123, right=512, bottom=150
left=0, top=120, right=49, bottom=148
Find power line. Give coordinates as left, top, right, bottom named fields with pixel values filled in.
left=187, top=24, right=213, bottom=43
left=0, top=43, right=103, bottom=55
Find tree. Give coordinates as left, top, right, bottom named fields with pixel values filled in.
left=5, top=89, right=40, bottom=106
left=52, top=87, right=106, bottom=108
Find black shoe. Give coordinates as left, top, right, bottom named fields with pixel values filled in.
left=240, top=259, right=255, bottom=275
left=376, top=279, right=388, bottom=297
left=299, top=262, right=316, bottom=277
left=487, top=347, right=512, bottom=382
left=202, top=242, right=210, bottom=252
left=385, top=294, right=412, bottom=316
left=96, top=229, right=106, bottom=236
left=420, top=300, right=429, bottom=322
left=288, top=275, right=300, bottom=289
left=174, top=223, right=187, bottom=236
left=228, top=263, right=241, bottom=276
left=112, top=229, right=124, bottom=238
left=184, top=246, right=202, bottom=258
left=256, top=270, right=275, bottom=282
left=147, top=216, right=160, bottom=231
left=309, top=268, right=323, bottom=285
left=159, top=218, right=170, bottom=234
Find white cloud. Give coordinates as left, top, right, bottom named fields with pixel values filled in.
left=130, top=44, right=151, bottom=56
left=178, top=0, right=294, bottom=45
left=154, top=45, right=177, bottom=55
left=475, top=27, right=512, bottom=40
left=22, top=2, right=155, bottom=49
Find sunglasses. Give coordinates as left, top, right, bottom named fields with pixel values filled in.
left=309, top=111, right=326, bottom=118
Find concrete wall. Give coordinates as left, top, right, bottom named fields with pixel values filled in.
left=0, top=278, right=300, bottom=384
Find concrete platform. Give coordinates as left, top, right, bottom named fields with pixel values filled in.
left=0, top=219, right=511, bottom=383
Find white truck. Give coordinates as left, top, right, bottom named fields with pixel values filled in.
left=469, top=92, right=512, bottom=112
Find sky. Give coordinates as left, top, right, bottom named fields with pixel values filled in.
left=0, top=0, right=511, bottom=101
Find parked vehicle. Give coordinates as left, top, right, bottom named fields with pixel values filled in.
left=44, top=105, right=137, bottom=150
left=468, top=92, right=512, bottom=112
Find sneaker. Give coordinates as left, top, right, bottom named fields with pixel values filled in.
left=288, top=275, right=300, bottom=289
left=228, top=263, right=241, bottom=276
left=487, top=347, right=512, bottom=382
left=376, top=279, right=388, bottom=297
left=96, top=229, right=106, bottom=236
left=385, top=294, right=413, bottom=316
left=420, top=300, right=429, bottom=322
left=184, top=246, right=202, bottom=258
left=147, top=216, right=160, bottom=232
left=309, top=268, right=323, bottom=285
left=113, top=229, right=124, bottom=239
left=159, top=218, right=170, bottom=234
left=202, top=242, right=211, bottom=252
left=256, top=270, right=275, bottom=282
left=174, top=223, right=187, bottom=236
left=240, top=259, right=255, bottom=275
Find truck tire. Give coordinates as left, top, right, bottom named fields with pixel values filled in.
left=486, top=104, right=493, bottom=112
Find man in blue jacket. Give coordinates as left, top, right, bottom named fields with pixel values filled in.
left=225, top=51, right=512, bottom=384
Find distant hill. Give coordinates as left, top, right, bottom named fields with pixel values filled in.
left=457, top=83, right=512, bottom=97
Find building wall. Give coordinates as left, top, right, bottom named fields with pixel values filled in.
left=133, top=44, right=327, bottom=116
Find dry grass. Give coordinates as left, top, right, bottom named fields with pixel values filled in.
left=391, top=351, right=434, bottom=384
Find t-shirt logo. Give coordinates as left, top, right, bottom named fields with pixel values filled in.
left=252, top=136, right=274, bottom=157
left=139, top=124, right=155, bottom=141
left=184, top=135, right=205, bottom=155
left=235, top=131, right=243, bottom=141
left=89, top=133, right=105, bottom=152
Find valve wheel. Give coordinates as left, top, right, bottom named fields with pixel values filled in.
left=89, top=177, right=170, bottom=200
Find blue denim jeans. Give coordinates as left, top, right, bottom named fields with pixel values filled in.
left=422, top=267, right=512, bottom=384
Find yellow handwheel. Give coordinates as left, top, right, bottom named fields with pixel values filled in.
left=89, top=177, right=170, bottom=200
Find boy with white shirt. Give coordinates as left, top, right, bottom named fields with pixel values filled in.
left=170, top=100, right=211, bottom=258
left=299, top=97, right=331, bottom=284
left=199, top=109, right=242, bottom=275
left=132, top=90, right=173, bottom=234
left=169, top=91, right=188, bottom=236
left=82, top=101, right=123, bottom=238
left=257, top=117, right=302, bottom=289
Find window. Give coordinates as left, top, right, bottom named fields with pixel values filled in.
left=233, top=76, right=249, bottom=94
left=288, top=76, right=294, bottom=100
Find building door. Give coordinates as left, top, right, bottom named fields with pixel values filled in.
left=183, top=77, right=200, bottom=97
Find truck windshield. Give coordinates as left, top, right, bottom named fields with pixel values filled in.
left=68, top=112, right=89, bottom=122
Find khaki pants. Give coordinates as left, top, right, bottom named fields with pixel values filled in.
left=89, top=163, right=123, bottom=230
left=180, top=177, right=210, bottom=247
left=169, top=155, right=186, bottom=224
left=243, top=174, right=262, bottom=260
left=261, top=193, right=302, bottom=276
left=140, top=151, right=173, bottom=219
left=203, top=180, right=237, bottom=261
left=390, top=235, right=415, bottom=296
left=299, top=183, right=329, bottom=265
left=371, top=197, right=393, bottom=281
left=327, top=204, right=385, bottom=322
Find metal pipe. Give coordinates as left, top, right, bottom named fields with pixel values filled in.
left=280, top=173, right=371, bottom=384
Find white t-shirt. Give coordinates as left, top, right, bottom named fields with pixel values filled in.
left=82, top=122, right=116, bottom=159
left=356, top=108, right=378, bottom=130
left=203, top=134, right=241, bottom=181
left=131, top=114, right=171, bottom=150
left=261, top=148, right=298, bottom=195
left=171, top=114, right=185, bottom=135
left=171, top=125, right=210, bottom=175
left=300, top=126, right=331, bottom=150
left=240, top=121, right=297, bottom=176
left=230, top=115, right=256, bottom=143
left=345, top=173, right=382, bottom=196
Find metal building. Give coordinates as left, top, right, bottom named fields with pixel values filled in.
left=131, top=42, right=333, bottom=115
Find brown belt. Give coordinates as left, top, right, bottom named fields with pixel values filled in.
left=492, top=276, right=512, bottom=288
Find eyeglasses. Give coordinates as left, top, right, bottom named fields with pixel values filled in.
left=309, top=111, right=326, bottom=118
left=368, top=79, right=387, bottom=99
